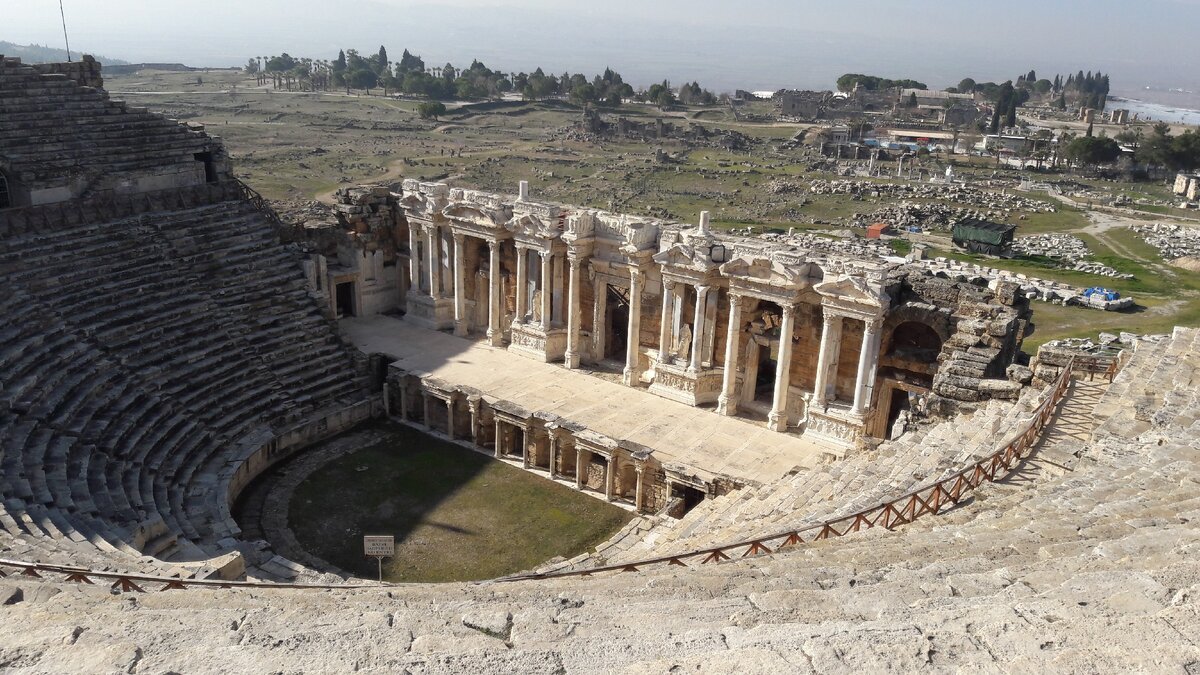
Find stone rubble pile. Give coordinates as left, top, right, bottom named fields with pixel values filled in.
left=1011, top=234, right=1133, bottom=279
left=851, top=201, right=998, bottom=232
left=759, top=230, right=894, bottom=258
left=808, top=179, right=1055, bottom=213
left=924, top=257, right=1135, bottom=311
left=1130, top=222, right=1200, bottom=260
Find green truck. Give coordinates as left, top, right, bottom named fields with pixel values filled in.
left=951, top=218, right=1017, bottom=255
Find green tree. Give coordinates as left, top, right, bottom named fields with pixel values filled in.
left=244, top=58, right=259, bottom=74
left=417, top=100, right=447, bottom=120
left=957, top=77, right=976, bottom=93
left=1065, top=135, right=1120, bottom=169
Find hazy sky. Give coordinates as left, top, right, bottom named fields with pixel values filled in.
left=7, top=0, right=1199, bottom=94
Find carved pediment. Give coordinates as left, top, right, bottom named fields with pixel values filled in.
left=814, top=274, right=889, bottom=308
left=399, top=192, right=436, bottom=219
left=505, top=212, right=562, bottom=239
left=720, top=256, right=807, bottom=289
left=442, top=204, right=507, bottom=229
left=653, top=243, right=717, bottom=271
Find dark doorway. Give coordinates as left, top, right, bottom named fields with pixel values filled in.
left=0, top=172, right=10, bottom=209
left=886, top=388, right=911, bottom=439
left=335, top=281, right=356, bottom=318
left=605, top=284, right=629, bottom=361
left=754, top=341, right=778, bottom=402
left=672, top=483, right=706, bottom=516
left=193, top=152, right=218, bottom=184
left=888, top=321, right=943, bottom=364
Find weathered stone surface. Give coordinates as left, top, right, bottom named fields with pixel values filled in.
left=0, top=586, right=24, bottom=606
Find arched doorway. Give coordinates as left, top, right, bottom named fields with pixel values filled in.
left=876, top=321, right=944, bottom=439
left=604, top=284, right=629, bottom=362
left=888, top=321, right=943, bottom=364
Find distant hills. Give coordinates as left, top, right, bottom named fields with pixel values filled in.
left=0, top=40, right=129, bottom=65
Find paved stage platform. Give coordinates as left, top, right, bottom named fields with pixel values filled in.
left=341, top=316, right=832, bottom=485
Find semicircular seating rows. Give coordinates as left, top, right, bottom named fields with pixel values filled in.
left=0, top=196, right=371, bottom=577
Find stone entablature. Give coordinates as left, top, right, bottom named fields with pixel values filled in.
left=335, top=180, right=1036, bottom=451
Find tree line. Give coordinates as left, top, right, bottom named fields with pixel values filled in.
left=953, top=68, right=1111, bottom=111
left=1058, top=123, right=1200, bottom=172
left=244, top=47, right=716, bottom=108
left=836, top=73, right=927, bottom=92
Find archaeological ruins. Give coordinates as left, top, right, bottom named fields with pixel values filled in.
left=0, top=56, right=1197, bottom=672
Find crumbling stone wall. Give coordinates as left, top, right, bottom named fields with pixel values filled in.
left=288, top=185, right=409, bottom=316
left=30, top=54, right=103, bottom=89
left=887, top=267, right=1031, bottom=413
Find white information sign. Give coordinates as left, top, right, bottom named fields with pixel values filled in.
left=363, top=535, right=395, bottom=557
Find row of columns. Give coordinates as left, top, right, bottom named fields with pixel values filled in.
left=657, top=280, right=713, bottom=372
left=513, top=245, right=557, bottom=330
left=414, top=229, right=885, bottom=432
left=715, top=300, right=884, bottom=431
left=396, top=386, right=653, bottom=513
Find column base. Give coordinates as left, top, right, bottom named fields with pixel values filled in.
left=508, top=324, right=567, bottom=362
left=716, top=393, right=738, bottom=417
left=405, top=292, right=455, bottom=330
left=485, top=329, right=504, bottom=347
left=564, top=350, right=580, bottom=369
left=805, top=404, right=866, bottom=450
left=622, top=367, right=638, bottom=387
left=648, top=361, right=723, bottom=406
left=767, top=411, right=788, bottom=433
left=453, top=321, right=468, bottom=337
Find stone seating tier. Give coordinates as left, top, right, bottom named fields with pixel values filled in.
left=0, top=196, right=369, bottom=574
left=0, top=329, right=1197, bottom=671
left=0, top=57, right=215, bottom=185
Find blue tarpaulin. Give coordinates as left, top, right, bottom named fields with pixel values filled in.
left=1083, top=287, right=1121, bottom=301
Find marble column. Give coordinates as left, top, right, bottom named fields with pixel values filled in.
left=548, top=433, right=559, bottom=478
left=658, top=279, right=675, bottom=361
left=851, top=316, right=884, bottom=416
left=493, top=419, right=503, bottom=458
left=604, top=456, right=615, bottom=502
left=622, top=268, right=644, bottom=387
left=716, top=293, right=744, bottom=416
left=467, top=397, right=481, bottom=446
left=564, top=255, right=583, bottom=368
left=812, top=312, right=843, bottom=409
left=426, top=224, right=441, bottom=298
left=407, top=225, right=422, bottom=294
left=539, top=250, right=553, bottom=330
left=452, top=233, right=467, bottom=336
left=486, top=240, right=503, bottom=346
left=445, top=399, right=456, bottom=439
left=398, top=384, right=408, bottom=421
left=689, top=285, right=709, bottom=372
left=575, top=447, right=586, bottom=490
left=515, top=245, right=528, bottom=323
left=522, top=429, right=531, bottom=468
left=634, top=465, right=646, bottom=513
left=767, top=304, right=796, bottom=433
left=422, top=393, right=433, bottom=430
left=591, top=276, right=606, bottom=359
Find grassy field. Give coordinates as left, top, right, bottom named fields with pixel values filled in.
left=289, top=423, right=631, bottom=583
left=106, top=69, right=1200, bottom=343
left=930, top=216, right=1200, bottom=350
